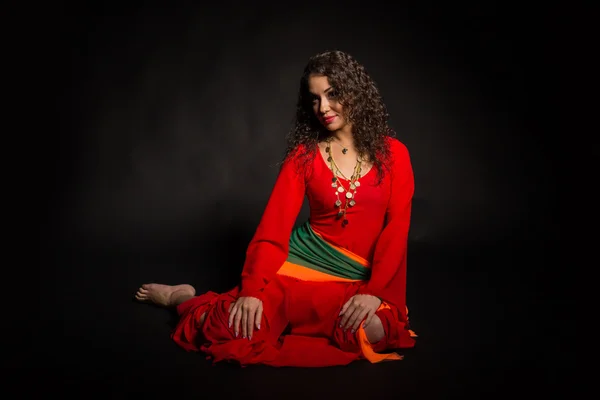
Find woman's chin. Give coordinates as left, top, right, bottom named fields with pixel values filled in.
left=324, top=123, right=340, bottom=131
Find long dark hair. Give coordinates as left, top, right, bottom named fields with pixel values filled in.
left=283, top=50, right=396, bottom=184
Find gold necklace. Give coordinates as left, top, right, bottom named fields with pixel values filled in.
left=325, top=138, right=362, bottom=226
left=331, top=138, right=349, bottom=155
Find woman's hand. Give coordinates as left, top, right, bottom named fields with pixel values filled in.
left=228, top=296, right=263, bottom=339
left=339, top=294, right=382, bottom=332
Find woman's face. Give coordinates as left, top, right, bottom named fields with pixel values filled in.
left=308, top=74, right=350, bottom=132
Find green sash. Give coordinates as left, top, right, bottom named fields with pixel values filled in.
left=286, top=221, right=371, bottom=281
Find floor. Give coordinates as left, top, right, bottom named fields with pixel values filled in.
left=23, top=235, right=568, bottom=398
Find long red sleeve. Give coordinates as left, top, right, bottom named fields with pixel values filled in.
left=239, top=147, right=307, bottom=300
left=357, top=139, right=414, bottom=312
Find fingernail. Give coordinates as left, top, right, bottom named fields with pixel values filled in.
left=235, top=332, right=238, bottom=337
left=257, top=324, right=261, bottom=330
left=248, top=336, right=252, bottom=341
left=351, top=329, right=355, bottom=334
left=242, top=335, right=246, bottom=339
left=228, top=322, right=231, bottom=328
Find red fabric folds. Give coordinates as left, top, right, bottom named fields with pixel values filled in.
left=171, top=275, right=415, bottom=367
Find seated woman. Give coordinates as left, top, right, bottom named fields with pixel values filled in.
left=135, top=50, right=417, bottom=367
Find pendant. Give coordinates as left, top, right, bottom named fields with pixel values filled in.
left=342, top=148, right=348, bottom=154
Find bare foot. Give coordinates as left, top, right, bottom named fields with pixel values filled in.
left=135, top=283, right=196, bottom=307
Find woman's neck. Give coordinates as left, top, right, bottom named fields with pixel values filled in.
left=330, top=127, right=354, bottom=146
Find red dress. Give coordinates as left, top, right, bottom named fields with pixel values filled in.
left=171, top=137, right=416, bottom=367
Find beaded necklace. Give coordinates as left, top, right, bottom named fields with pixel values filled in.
left=325, top=137, right=362, bottom=226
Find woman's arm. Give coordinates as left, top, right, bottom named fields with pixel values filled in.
left=239, top=146, right=308, bottom=300
left=357, top=138, right=414, bottom=313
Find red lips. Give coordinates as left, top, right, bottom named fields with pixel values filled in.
left=323, top=115, right=336, bottom=124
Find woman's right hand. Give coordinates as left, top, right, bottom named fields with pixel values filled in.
left=228, top=296, right=263, bottom=339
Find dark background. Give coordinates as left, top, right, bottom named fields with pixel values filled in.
left=26, top=1, right=564, bottom=397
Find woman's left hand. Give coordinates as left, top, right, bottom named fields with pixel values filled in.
left=339, top=294, right=382, bottom=332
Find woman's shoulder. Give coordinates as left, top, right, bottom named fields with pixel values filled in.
left=385, top=136, right=410, bottom=159
left=286, top=143, right=316, bottom=161
left=282, top=143, right=318, bottom=177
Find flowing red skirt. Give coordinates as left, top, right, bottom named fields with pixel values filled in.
left=171, top=274, right=415, bottom=367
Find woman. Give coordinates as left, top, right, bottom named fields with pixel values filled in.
left=135, top=50, right=417, bottom=367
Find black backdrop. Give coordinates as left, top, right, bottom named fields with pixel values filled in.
left=29, top=2, right=562, bottom=397
left=48, top=4, right=554, bottom=249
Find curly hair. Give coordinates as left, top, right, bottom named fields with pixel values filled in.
left=283, top=50, right=396, bottom=184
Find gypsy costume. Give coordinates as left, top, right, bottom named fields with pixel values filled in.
left=171, top=137, right=417, bottom=367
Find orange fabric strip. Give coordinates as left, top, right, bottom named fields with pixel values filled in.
left=277, top=261, right=362, bottom=282
left=358, top=302, right=404, bottom=363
